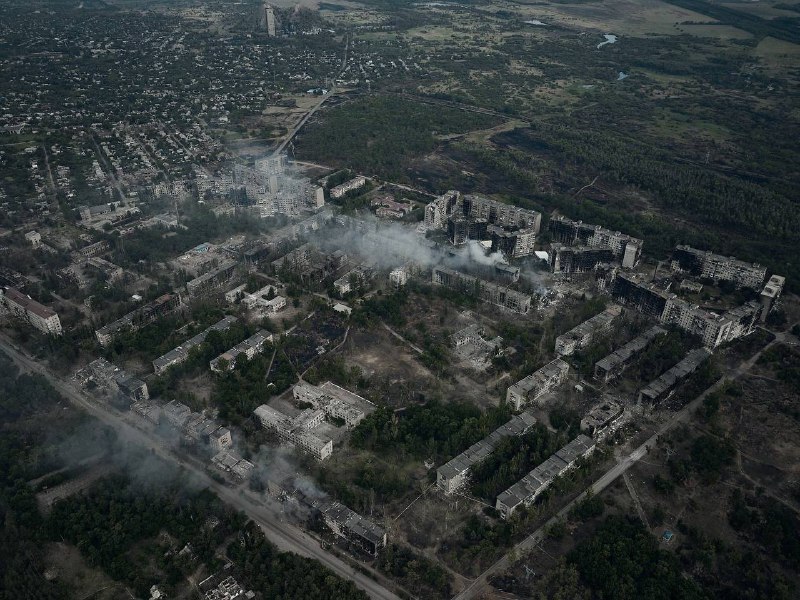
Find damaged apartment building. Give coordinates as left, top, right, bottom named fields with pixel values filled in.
left=638, top=347, right=712, bottom=405
left=432, top=266, right=532, bottom=314
left=604, top=271, right=762, bottom=348
left=424, top=190, right=542, bottom=259
left=95, top=292, right=182, bottom=347
left=451, top=324, right=504, bottom=370
left=0, top=286, right=63, bottom=336
left=210, top=329, right=273, bottom=372
left=317, top=500, right=387, bottom=557
left=437, top=411, right=538, bottom=494
left=254, top=404, right=334, bottom=460
left=293, top=381, right=369, bottom=429
left=554, top=305, right=622, bottom=356
left=232, top=154, right=325, bottom=218
left=153, top=316, right=237, bottom=375
left=77, top=358, right=149, bottom=403
left=548, top=215, right=642, bottom=274
left=496, top=434, right=595, bottom=519
left=594, top=326, right=666, bottom=383
left=672, top=245, right=767, bottom=289
left=506, top=358, right=570, bottom=410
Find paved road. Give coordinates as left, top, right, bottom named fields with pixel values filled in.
left=0, top=338, right=400, bottom=600
left=453, top=335, right=779, bottom=600
left=274, top=35, right=350, bottom=156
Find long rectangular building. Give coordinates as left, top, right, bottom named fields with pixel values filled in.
left=437, top=411, right=537, bottom=494
left=254, top=404, right=334, bottom=460
left=210, top=329, right=272, bottom=372
left=153, top=316, right=237, bottom=374
left=506, top=359, right=570, bottom=410
left=293, top=381, right=368, bottom=429
left=496, top=434, right=595, bottom=519
left=95, top=293, right=182, bottom=347
left=607, top=272, right=760, bottom=349
left=638, top=347, right=712, bottom=404
left=672, top=245, right=766, bottom=290
left=549, top=216, right=642, bottom=268
left=594, top=326, right=666, bottom=382
left=555, top=305, right=622, bottom=356
left=432, top=267, right=531, bottom=314
left=0, top=286, right=62, bottom=335
left=186, top=259, right=238, bottom=297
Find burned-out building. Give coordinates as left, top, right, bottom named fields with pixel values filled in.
left=77, top=358, right=149, bottom=403
left=496, top=434, right=595, bottom=519
left=554, top=305, right=622, bottom=356
left=292, top=381, right=369, bottom=429
left=437, top=411, right=537, bottom=494
left=605, top=271, right=759, bottom=349
left=254, top=404, right=334, bottom=460
left=451, top=324, right=504, bottom=370
left=432, top=266, right=531, bottom=314
left=672, top=245, right=767, bottom=290
left=548, top=244, right=616, bottom=275
left=317, top=500, right=387, bottom=556
left=506, top=359, right=570, bottom=410
left=95, top=293, right=182, bottom=347
left=186, top=259, right=238, bottom=297
left=580, top=399, right=625, bottom=440
left=594, top=326, right=666, bottom=382
left=638, top=347, right=712, bottom=404
left=425, top=190, right=542, bottom=259
left=548, top=216, right=642, bottom=269
left=153, top=316, right=237, bottom=375
left=759, top=274, right=785, bottom=322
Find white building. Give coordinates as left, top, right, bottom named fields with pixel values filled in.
left=0, top=287, right=62, bottom=335
left=254, top=404, right=334, bottom=460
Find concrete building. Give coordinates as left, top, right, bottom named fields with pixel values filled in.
left=638, top=347, right=712, bottom=404
left=95, top=293, right=182, bottom=347
left=162, top=399, right=234, bottom=454
left=210, top=330, right=273, bottom=372
left=594, top=326, right=666, bottom=383
left=549, top=244, right=615, bottom=274
left=580, top=399, right=624, bottom=440
left=79, top=358, right=149, bottom=402
left=73, top=240, right=111, bottom=260
left=318, top=500, right=387, bottom=556
left=437, top=411, right=537, bottom=494
left=548, top=216, right=642, bottom=268
left=496, top=434, right=595, bottom=519
left=333, top=265, right=373, bottom=295
left=0, top=286, right=62, bottom=335
left=506, top=359, right=570, bottom=410
left=211, top=451, right=255, bottom=481
left=153, top=316, right=237, bottom=374
left=606, top=271, right=759, bottom=349
left=330, top=176, right=367, bottom=199
left=759, top=274, right=785, bottom=322
left=555, top=305, right=622, bottom=356
left=186, top=259, right=238, bottom=297
left=292, top=381, right=367, bottom=429
left=672, top=245, right=767, bottom=290
left=451, top=324, right=503, bottom=370
left=24, top=231, right=42, bottom=248
left=240, top=284, right=286, bottom=314
left=424, top=190, right=542, bottom=259
left=254, top=404, right=334, bottom=460
left=264, top=3, right=276, bottom=36
left=432, top=266, right=531, bottom=314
